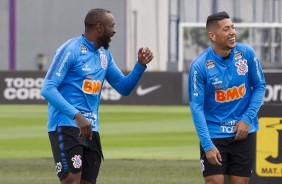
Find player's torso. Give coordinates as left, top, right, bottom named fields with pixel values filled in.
left=60, top=46, right=109, bottom=112
left=203, top=48, right=252, bottom=134
left=205, top=50, right=249, bottom=103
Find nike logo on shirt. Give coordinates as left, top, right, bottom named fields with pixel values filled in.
left=136, top=85, right=162, bottom=96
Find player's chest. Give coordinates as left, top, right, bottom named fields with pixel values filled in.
left=72, top=52, right=109, bottom=78
left=205, top=57, right=249, bottom=91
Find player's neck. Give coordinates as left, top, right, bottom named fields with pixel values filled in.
left=83, top=33, right=100, bottom=50
left=213, top=46, right=231, bottom=58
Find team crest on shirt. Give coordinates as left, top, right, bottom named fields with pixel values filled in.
left=235, top=59, right=248, bottom=75
left=98, top=47, right=108, bottom=69
left=80, top=45, right=88, bottom=53
left=100, top=54, right=108, bottom=69
left=71, top=155, right=82, bottom=169
left=234, top=51, right=243, bottom=60
left=206, top=60, right=215, bottom=69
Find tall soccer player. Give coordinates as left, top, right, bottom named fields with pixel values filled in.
left=41, top=8, right=154, bottom=184
left=188, top=11, right=266, bottom=184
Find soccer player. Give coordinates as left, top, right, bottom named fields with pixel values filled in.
left=41, top=8, right=153, bottom=184
left=188, top=11, right=266, bottom=184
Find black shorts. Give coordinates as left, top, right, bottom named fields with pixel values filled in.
left=200, top=133, right=255, bottom=177
left=48, top=126, right=103, bottom=183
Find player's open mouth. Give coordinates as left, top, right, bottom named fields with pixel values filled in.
left=228, top=37, right=236, bottom=43
left=229, top=36, right=235, bottom=41
left=109, top=34, right=115, bottom=42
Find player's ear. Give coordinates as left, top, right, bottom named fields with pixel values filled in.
left=96, top=23, right=104, bottom=32
left=208, top=31, right=216, bottom=42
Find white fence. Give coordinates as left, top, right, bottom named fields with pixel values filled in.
left=178, top=23, right=282, bottom=71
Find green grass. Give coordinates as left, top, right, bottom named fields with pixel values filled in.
left=0, top=158, right=203, bottom=184
left=0, top=105, right=203, bottom=184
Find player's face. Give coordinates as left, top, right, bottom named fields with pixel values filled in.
left=99, top=13, right=116, bottom=49
left=214, top=18, right=236, bottom=50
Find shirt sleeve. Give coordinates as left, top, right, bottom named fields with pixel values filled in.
left=188, top=62, right=215, bottom=152
left=105, top=53, right=146, bottom=96
left=41, top=47, right=79, bottom=119
left=241, top=49, right=266, bottom=125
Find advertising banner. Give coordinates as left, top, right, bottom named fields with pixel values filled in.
left=264, top=70, right=282, bottom=105
left=0, top=71, right=183, bottom=105
left=248, top=70, right=282, bottom=183
left=0, top=71, right=45, bottom=104
left=100, top=72, right=183, bottom=105
left=251, top=105, right=282, bottom=184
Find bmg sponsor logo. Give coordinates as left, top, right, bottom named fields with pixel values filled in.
left=256, top=118, right=282, bottom=177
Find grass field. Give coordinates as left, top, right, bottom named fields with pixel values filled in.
left=0, top=105, right=203, bottom=184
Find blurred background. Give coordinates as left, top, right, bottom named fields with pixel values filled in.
left=0, top=0, right=282, bottom=183
left=1, top=0, right=282, bottom=105
left=1, top=0, right=282, bottom=72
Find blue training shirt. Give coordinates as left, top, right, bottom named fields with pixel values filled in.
left=41, top=35, right=146, bottom=132
left=188, top=43, right=266, bottom=152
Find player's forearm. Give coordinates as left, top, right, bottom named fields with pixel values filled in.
left=241, top=82, right=266, bottom=125
left=190, top=102, right=215, bottom=152
left=107, top=61, right=146, bottom=96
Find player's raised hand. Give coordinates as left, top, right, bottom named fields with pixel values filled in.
left=74, top=112, right=93, bottom=140
left=137, top=47, right=154, bottom=66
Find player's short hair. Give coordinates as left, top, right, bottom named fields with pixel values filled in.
left=84, top=8, right=111, bottom=30
left=206, top=11, right=230, bottom=31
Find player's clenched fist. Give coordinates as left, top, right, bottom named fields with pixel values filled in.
left=138, top=47, right=154, bottom=66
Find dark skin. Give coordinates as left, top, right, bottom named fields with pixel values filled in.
left=75, top=12, right=154, bottom=142
left=62, top=12, right=154, bottom=184
left=74, top=11, right=153, bottom=140
left=204, top=18, right=250, bottom=184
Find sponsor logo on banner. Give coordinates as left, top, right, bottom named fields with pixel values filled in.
left=3, top=77, right=44, bottom=100
left=0, top=71, right=183, bottom=105
left=100, top=81, right=122, bottom=101
left=264, top=84, right=282, bottom=103
left=136, top=85, right=161, bottom=96
left=256, top=118, right=282, bottom=177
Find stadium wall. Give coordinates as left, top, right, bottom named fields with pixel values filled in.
left=0, top=0, right=169, bottom=72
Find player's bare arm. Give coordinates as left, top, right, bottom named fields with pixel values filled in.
left=138, top=47, right=154, bottom=66
left=74, top=112, right=93, bottom=139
